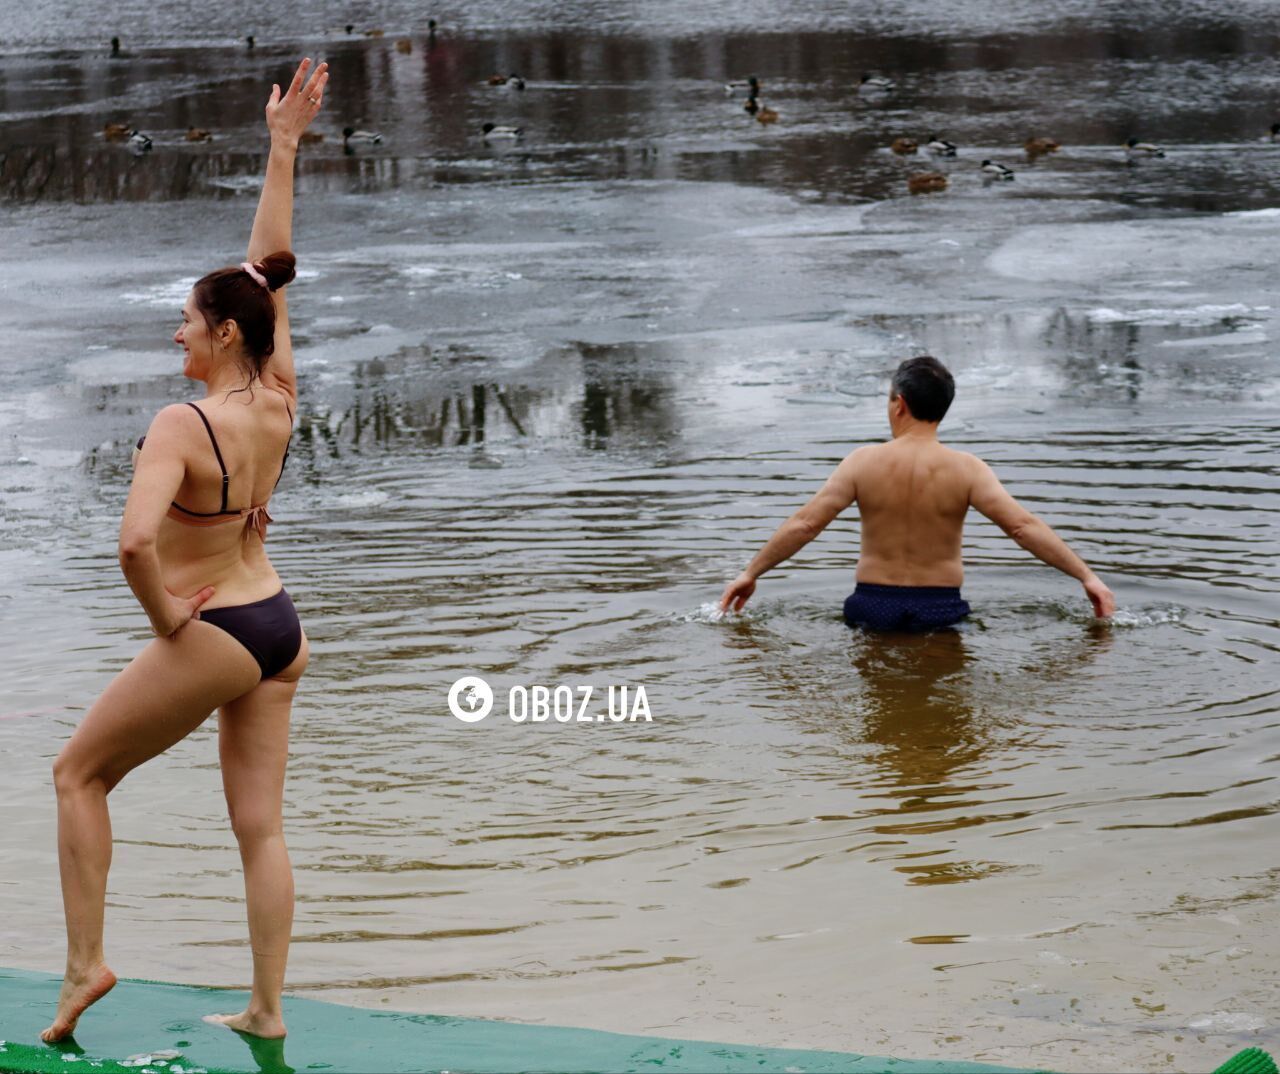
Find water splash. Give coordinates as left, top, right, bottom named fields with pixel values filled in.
left=1110, top=605, right=1186, bottom=628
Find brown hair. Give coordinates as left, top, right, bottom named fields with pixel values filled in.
left=191, top=250, right=296, bottom=383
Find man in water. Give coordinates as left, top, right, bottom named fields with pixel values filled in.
left=719, top=355, right=1115, bottom=628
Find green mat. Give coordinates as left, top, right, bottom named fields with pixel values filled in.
left=1215, top=1048, right=1280, bottom=1074
left=0, top=967, right=1036, bottom=1074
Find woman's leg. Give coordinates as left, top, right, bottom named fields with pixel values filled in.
left=42, top=620, right=262, bottom=1042
left=204, top=630, right=308, bottom=1039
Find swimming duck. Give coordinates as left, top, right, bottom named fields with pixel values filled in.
left=907, top=172, right=947, bottom=194
left=980, top=159, right=1014, bottom=180
left=110, top=36, right=121, bottom=56
left=1024, top=136, right=1060, bottom=156
left=127, top=130, right=153, bottom=153
left=344, top=24, right=355, bottom=33
left=1271, top=122, right=1280, bottom=142
left=363, top=28, right=385, bottom=37
left=343, top=126, right=383, bottom=145
left=755, top=105, right=779, bottom=124
left=743, top=94, right=759, bottom=115
left=246, top=35, right=255, bottom=50
left=725, top=76, right=759, bottom=95
left=482, top=123, right=523, bottom=141
left=505, top=74, right=526, bottom=91
left=185, top=127, right=213, bottom=142
left=1125, top=137, right=1164, bottom=159
left=859, top=73, right=895, bottom=92
left=103, top=122, right=130, bottom=141
left=925, top=134, right=957, bottom=156
left=891, top=137, right=918, bottom=155
left=395, top=37, right=412, bottom=53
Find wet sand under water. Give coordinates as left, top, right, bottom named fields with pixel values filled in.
left=2, top=10, right=1280, bottom=1073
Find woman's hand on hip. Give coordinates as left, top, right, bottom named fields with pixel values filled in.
left=151, top=585, right=216, bottom=638
left=266, top=57, right=328, bottom=150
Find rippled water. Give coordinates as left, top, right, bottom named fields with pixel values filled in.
left=2, top=5, right=1279, bottom=1072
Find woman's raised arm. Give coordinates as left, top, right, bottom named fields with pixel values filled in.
left=248, top=58, right=328, bottom=403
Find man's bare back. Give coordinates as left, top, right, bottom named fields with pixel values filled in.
left=840, top=437, right=973, bottom=587
left=719, top=356, right=1115, bottom=624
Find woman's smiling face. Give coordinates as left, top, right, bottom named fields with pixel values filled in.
left=174, top=290, right=221, bottom=380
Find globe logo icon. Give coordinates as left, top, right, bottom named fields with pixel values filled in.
left=448, top=676, right=494, bottom=722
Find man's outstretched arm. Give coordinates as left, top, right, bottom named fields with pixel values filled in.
left=968, top=456, right=1115, bottom=617
left=719, top=451, right=862, bottom=613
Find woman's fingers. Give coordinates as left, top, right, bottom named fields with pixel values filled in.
left=266, top=59, right=327, bottom=120
left=302, top=64, right=329, bottom=105
left=286, top=58, right=310, bottom=99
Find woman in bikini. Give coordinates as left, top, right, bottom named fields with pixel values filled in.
left=42, top=57, right=329, bottom=1043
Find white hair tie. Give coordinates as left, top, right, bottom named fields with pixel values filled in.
left=240, top=261, right=269, bottom=288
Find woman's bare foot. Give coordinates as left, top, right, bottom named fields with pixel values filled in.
left=40, top=962, right=118, bottom=1041
left=202, top=1010, right=287, bottom=1038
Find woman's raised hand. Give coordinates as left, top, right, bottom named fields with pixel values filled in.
left=266, top=58, right=329, bottom=149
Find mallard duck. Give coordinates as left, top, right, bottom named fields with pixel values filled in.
left=395, top=37, right=412, bottom=53
left=859, top=73, right=895, bottom=92
left=755, top=105, right=779, bottom=124
left=482, top=123, right=523, bottom=141
left=980, top=159, right=1015, bottom=180
left=1125, top=137, right=1164, bottom=159
left=246, top=34, right=255, bottom=50
left=110, top=36, right=121, bottom=56
left=299, top=130, right=324, bottom=145
left=363, top=28, right=385, bottom=37
left=127, top=130, right=152, bottom=153
left=1270, top=122, right=1280, bottom=142
left=925, top=134, right=957, bottom=156
left=344, top=24, right=355, bottom=33
left=1024, top=136, right=1060, bottom=156
left=725, top=76, right=759, bottom=96
left=185, top=127, right=212, bottom=142
left=103, top=122, right=130, bottom=141
left=505, top=74, right=525, bottom=90
left=343, top=126, right=383, bottom=145
left=891, top=137, right=918, bottom=155
left=744, top=94, right=759, bottom=115
left=907, top=172, right=947, bottom=194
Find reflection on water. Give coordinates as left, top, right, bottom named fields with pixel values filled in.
left=852, top=631, right=988, bottom=794
left=2, top=6, right=1280, bottom=1073
left=8, top=25, right=1280, bottom=210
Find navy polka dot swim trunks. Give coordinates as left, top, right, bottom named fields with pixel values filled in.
left=843, top=582, right=971, bottom=632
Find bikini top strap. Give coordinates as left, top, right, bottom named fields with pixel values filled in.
left=185, top=402, right=230, bottom=513
left=271, top=401, right=295, bottom=492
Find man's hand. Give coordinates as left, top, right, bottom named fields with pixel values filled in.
left=1083, top=575, right=1115, bottom=618
left=719, top=572, right=757, bottom=614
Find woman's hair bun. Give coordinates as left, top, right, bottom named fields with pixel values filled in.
left=255, top=250, right=297, bottom=292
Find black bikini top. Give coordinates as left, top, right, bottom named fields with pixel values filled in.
left=134, top=400, right=292, bottom=539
